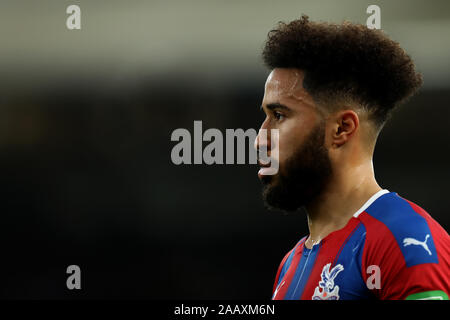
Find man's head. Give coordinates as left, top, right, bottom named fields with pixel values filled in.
left=256, top=16, right=423, bottom=212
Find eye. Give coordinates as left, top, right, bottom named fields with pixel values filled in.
left=273, top=111, right=284, bottom=121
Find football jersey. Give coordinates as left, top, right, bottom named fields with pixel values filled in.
left=272, top=190, right=450, bottom=300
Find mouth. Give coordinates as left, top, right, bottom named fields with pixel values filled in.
left=258, top=161, right=277, bottom=179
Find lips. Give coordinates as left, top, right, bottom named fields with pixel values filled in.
left=258, top=161, right=277, bottom=177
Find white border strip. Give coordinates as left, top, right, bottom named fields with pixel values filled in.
left=353, top=189, right=390, bottom=218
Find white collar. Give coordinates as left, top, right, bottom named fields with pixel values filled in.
left=353, top=189, right=390, bottom=218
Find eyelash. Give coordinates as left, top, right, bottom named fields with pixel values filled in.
left=273, top=111, right=284, bottom=121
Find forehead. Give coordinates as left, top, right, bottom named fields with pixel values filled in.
left=263, top=68, right=315, bottom=109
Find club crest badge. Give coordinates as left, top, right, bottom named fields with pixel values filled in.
left=312, top=263, right=344, bottom=300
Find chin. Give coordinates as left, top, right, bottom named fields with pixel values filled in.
left=261, top=176, right=319, bottom=212
left=259, top=174, right=275, bottom=184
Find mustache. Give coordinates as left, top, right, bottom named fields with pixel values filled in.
left=257, top=155, right=279, bottom=176
left=257, top=149, right=279, bottom=166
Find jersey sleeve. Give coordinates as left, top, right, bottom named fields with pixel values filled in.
left=360, top=203, right=450, bottom=300
left=382, top=263, right=449, bottom=300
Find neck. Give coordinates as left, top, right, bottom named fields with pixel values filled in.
left=304, top=159, right=381, bottom=248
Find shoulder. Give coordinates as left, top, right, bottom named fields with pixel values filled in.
left=357, top=192, right=447, bottom=267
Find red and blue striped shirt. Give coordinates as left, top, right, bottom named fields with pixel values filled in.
left=272, top=190, right=450, bottom=300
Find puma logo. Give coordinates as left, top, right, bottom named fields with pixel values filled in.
left=403, top=234, right=432, bottom=256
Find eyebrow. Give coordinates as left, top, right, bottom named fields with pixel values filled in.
left=260, top=102, right=291, bottom=112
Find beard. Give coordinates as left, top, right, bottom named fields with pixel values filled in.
left=260, top=121, right=332, bottom=212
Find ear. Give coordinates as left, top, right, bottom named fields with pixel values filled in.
left=330, top=110, right=359, bottom=148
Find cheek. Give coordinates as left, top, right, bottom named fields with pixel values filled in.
left=276, top=124, right=304, bottom=164
left=277, top=138, right=296, bottom=167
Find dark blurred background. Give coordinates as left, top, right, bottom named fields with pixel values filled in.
left=0, top=0, right=449, bottom=299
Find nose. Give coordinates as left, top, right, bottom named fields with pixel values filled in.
left=254, top=120, right=271, bottom=155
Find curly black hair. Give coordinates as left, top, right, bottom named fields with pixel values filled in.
left=262, top=15, right=423, bottom=128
